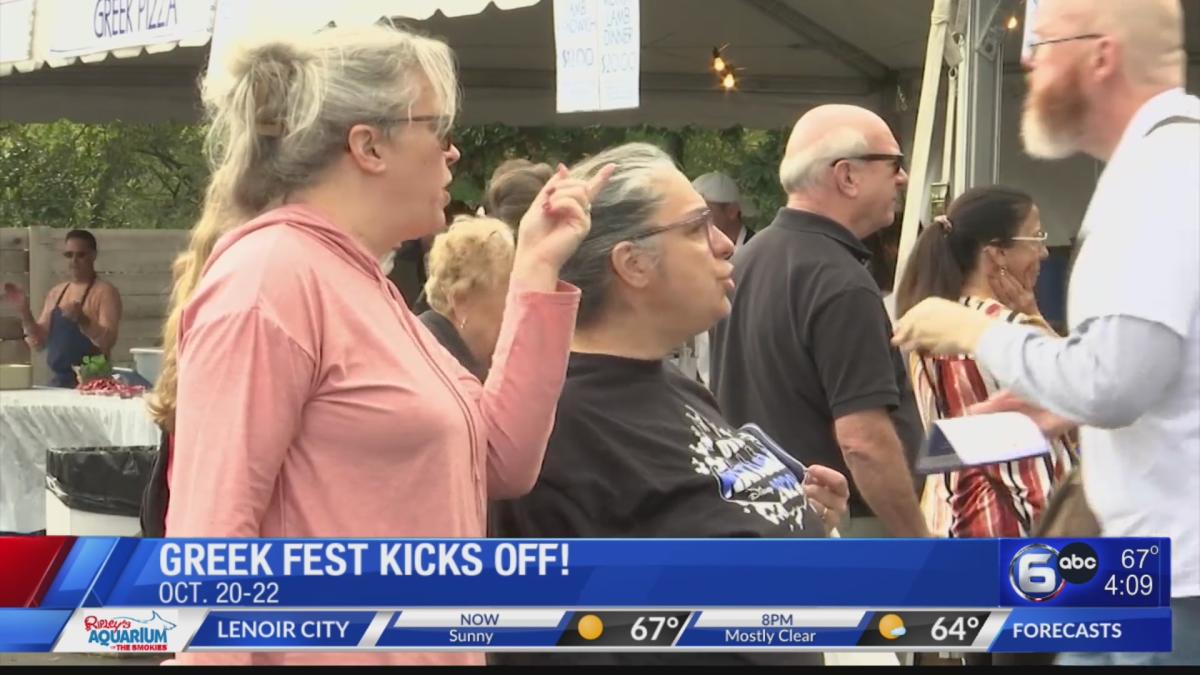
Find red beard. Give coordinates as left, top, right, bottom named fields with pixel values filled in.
left=1022, top=66, right=1088, bottom=159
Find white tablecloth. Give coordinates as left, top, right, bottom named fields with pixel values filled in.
left=0, top=388, right=160, bottom=533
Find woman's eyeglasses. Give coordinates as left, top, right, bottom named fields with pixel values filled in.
left=996, top=231, right=1049, bottom=247
left=625, top=209, right=729, bottom=258
left=1009, top=231, right=1049, bottom=243
left=361, top=115, right=455, bottom=151
left=401, top=115, right=455, bottom=151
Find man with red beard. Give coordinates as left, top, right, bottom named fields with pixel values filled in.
left=894, top=0, right=1198, bottom=666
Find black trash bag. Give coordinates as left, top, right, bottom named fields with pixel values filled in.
left=45, top=445, right=159, bottom=517
left=140, top=431, right=170, bottom=538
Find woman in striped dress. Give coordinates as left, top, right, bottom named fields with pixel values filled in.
left=895, top=186, right=1075, bottom=538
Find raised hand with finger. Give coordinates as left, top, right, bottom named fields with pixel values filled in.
left=513, top=162, right=617, bottom=290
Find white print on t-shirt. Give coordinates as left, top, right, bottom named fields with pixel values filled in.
left=684, top=405, right=811, bottom=532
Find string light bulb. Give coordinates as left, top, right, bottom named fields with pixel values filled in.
left=722, top=72, right=737, bottom=90
left=1006, top=15, right=1018, bottom=30
left=712, top=47, right=726, bottom=73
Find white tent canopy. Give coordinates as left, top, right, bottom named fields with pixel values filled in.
left=0, top=0, right=540, bottom=76
left=0, top=0, right=945, bottom=128
left=2, top=0, right=1194, bottom=248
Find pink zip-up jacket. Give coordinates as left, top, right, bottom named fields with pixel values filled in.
left=164, top=205, right=578, bottom=666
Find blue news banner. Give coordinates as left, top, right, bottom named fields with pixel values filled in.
left=0, top=538, right=1172, bottom=654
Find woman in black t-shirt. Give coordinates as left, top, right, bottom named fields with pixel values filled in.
left=490, top=144, right=849, bottom=667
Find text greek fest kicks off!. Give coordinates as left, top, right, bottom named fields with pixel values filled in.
left=0, top=537, right=1172, bottom=655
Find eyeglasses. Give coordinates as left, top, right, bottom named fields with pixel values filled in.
left=1027, top=33, right=1103, bottom=59
left=995, top=231, right=1049, bottom=247
left=625, top=209, right=729, bottom=259
left=830, top=153, right=906, bottom=174
left=1009, top=231, right=1049, bottom=244
left=363, top=114, right=455, bottom=151
left=403, top=114, right=455, bottom=152
left=62, top=251, right=91, bottom=259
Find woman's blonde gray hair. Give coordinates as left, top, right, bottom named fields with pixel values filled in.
left=150, top=24, right=459, bottom=429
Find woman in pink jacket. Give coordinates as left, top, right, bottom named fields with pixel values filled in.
left=148, top=24, right=610, bottom=666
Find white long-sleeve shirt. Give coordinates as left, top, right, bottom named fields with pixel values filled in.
left=975, top=88, right=1200, bottom=598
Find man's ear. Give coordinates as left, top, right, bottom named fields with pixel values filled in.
left=833, top=161, right=859, bottom=198
left=346, top=124, right=387, bottom=175
left=1091, top=36, right=1120, bottom=84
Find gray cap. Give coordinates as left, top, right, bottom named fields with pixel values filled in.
left=691, top=172, right=756, bottom=216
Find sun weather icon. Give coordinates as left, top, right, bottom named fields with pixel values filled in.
left=878, top=614, right=907, bottom=640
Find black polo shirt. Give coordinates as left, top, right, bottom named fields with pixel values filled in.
left=710, top=208, right=923, bottom=517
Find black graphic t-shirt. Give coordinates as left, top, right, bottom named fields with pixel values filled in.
left=490, top=352, right=824, bottom=666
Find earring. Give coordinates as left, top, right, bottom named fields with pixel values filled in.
left=459, top=316, right=468, bottom=331
left=999, top=266, right=1008, bottom=277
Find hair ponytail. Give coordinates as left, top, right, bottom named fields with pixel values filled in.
left=894, top=185, right=1035, bottom=318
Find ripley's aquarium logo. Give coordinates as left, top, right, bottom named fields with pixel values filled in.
left=82, top=611, right=176, bottom=652
left=1009, top=542, right=1099, bottom=602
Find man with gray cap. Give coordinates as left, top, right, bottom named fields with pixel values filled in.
left=671, top=172, right=755, bottom=383
left=692, top=171, right=755, bottom=248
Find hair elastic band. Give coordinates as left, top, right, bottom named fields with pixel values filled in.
left=934, top=214, right=954, bottom=234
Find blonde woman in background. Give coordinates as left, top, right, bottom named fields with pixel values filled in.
left=420, top=216, right=516, bottom=380
left=148, top=24, right=611, bottom=667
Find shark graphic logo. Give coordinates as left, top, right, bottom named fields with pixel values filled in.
left=83, top=611, right=176, bottom=652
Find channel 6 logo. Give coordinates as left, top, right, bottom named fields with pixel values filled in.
left=1009, top=542, right=1099, bottom=602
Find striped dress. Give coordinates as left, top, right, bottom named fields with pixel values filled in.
left=910, top=296, right=1076, bottom=538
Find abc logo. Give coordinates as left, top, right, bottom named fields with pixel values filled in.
left=1009, top=542, right=1099, bottom=601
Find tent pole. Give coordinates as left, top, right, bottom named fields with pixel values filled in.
left=893, top=0, right=956, bottom=293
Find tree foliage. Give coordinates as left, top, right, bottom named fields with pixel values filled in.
left=0, top=121, right=207, bottom=230
left=0, top=121, right=787, bottom=231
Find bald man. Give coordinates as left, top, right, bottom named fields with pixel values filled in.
left=895, top=1, right=1198, bottom=664
left=711, top=105, right=928, bottom=538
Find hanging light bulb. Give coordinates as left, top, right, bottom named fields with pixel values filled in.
left=1006, top=15, right=1018, bottom=30
left=722, top=72, right=737, bottom=90
left=712, top=47, right=726, bottom=73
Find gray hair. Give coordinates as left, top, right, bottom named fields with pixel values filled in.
left=150, top=24, right=458, bottom=430
left=202, top=23, right=459, bottom=219
left=563, top=142, right=678, bottom=327
left=779, top=127, right=870, bottom=193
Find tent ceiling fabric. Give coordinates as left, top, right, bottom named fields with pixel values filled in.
left=5, top=1, right=1192, bottom=127
left=0, top=0, right=218, bottom=76
left=0, top=0, right=540, bottom=77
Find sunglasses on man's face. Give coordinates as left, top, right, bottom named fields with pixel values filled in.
left=830, top=154, right=906, bottom=175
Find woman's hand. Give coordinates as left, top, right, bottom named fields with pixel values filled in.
left=990, top=266, right=1040, bottom=317
left=803, top=465, right=849, bottom=533
left=512, top=163, right=616, bottom=290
